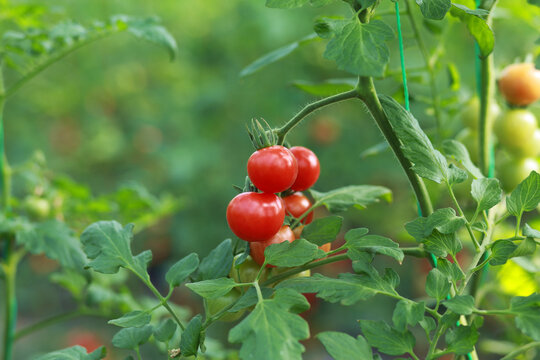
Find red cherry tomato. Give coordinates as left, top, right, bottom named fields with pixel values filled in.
left=498, top=63, right=540, bottom=106
left=290, top=146, right=320, bottom=191
left=250, top=226, right=295, bottom=266
left=227, top=192, right=285, bottom=242
left=247, top=145, right=298, bottom=193
left=283, top=192, right=314, bottom=224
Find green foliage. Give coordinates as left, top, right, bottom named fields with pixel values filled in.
left=108, top=311, right=152, bottom=328
left=426, top=268, right=451, bottom=301
left=111, top=325, right=153, bottom=349
left=186, top=278, right=238, bottom=299
left=310, top=185, right=392, bottom=212
left=180, top=315, right=204, bottom=357
left=34, top=346, right=107, bottom=360
left=317, top=332, right=372, bottom=360
left=511, top=294, right=540, bottom=341
left=301, top=216, right=343, bottom=246
left=507, top=171, right=540, bottom=217
left=417, top=0, right=452, bottom=20
left=81, top=221, right=150, bottom=278
left=229, top=289, right=310, bottom=360
left=359, top=320, right=415, bottom=356
left=449, top=4, right=494, bottom=58
left=392, top=300, right=425, bottom=331
left=165, top=253, right=200, bottom=288
left=345, top=230, right=404, bottom=263
left=265, top=239, right=326, bottom=267
left=324, top=19, right=394, bottom=77
left=443, top=295, right=475, bottom=315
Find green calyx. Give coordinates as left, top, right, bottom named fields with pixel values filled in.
left=246, top=118, right=278, bottom=150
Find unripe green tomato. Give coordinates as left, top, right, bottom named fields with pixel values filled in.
left=24, top=196, right=51, bottom=220
left=497, top=156, right=539, bottom=192
left=456, top=128, right=479, bottom=163
left=460, top=97, right=501, bottom=131
left=495, top=110, right=539, bottom=157
left=230, top=255, right=265, bottom=283
left=206, top=289, right=245, bottom=322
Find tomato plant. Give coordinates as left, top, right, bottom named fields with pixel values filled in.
left=1, top=1, right=540, bottom=360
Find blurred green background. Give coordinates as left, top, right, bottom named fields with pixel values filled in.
left=2, top=0, right=540, bottom=359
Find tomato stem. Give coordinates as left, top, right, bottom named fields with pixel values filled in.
left=356, top=76, right=434, bottom=217
left=275, top=89, right=358, bottom=144
left=403, top=0, right=444, bottom=143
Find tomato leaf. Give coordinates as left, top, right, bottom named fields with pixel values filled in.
left=442, top=139, right=483, bottom=179
left=154, top=319, right=177, bottom=343
left=197, top=238, right=234, bottom=280
left=359, top=320, right=415, bottom=356
left=317, top=331, right=373, bottom=360
left=16, top=220, right=86, bottom=270
left=265, top=239, right=326, bottom=267
left=240, top=34, right=317, bottom=77
left=229, top=289, right=310, bottom=360
left=449, top=4, right=494, bottom=58
left=507, top=171, right=540, bottom=217
left=443, top=295, right=475, bottom=315
left=301, top=216, right=343, bottom=246
left=310, top=185, right=392, bottom=213
left=436, top=258, right=465, bottom=282
left=416, top=0, right=451, bottom=20
left=165, top=253, right=199, bottom=288
left=380, top=95, right=450, bottom=184
left=277, top=269, right=399, bottom=305
left=81, top=221, right=151, bottom=279
left=112, top=325, right=153, bottom=349
left=186, top=278, right=237, bottom=299
left=426, top=268, right=451, bottom=301
left=179, top=315, right=203, bottom=357
left=392, top=300, right=425, bottom=331
left=511, top=294, right=540, bottom=341
left=345, top=230, right=404, bottom=263
left=34, top=346, right=107, bottom=360
left=266, top=0, right=309, bottom=8
left=489, top=240, right=518, bottom=266
left=323, top=19, right=394, bottom=77
left=471, top=178, right=503, bottom=212
left=445, top=325, right=479, bottom=355
left=108, top=311, right=151, bottom=328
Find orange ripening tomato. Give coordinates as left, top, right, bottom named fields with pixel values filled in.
left=498, top=63, right=540, bottom=106
left=250, top=226, right=295, bottom=267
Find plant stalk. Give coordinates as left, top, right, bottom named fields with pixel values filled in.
left=356, top=76, right=433, bottom=217
left=275, top=89, right=358, bottom=144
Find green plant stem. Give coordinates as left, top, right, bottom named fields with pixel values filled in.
left=473, top=308, right=513, bottom=316
left=135, top=346, right=142, bottom=360
left=356, top=76, right=433, bottom=217
left=261, top=253, right=349, bottom=287
left=500, top=341, right=540, bottom=360
left=403, top=0, right=443, bottom=142
left=3, top=32, right=111, bottom=99
left=275, top=89, right=358, bottom=144
left=2, top=239, right=17, bottom=360
left=446, top=183, right=480, bottom=249
left=146, top=282, right=185, bottom=331
left=402, top=246, right=429, bottom=258
left=14, top=308, right=106, bottom=341
left=426, top=322, right=448, bottom=359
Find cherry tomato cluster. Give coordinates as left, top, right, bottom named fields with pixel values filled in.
left=226, top=145, right=321, bottom=265
left=495, top=63, right=540, bottom=190
left=458, top=63, right=540, bottom=191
